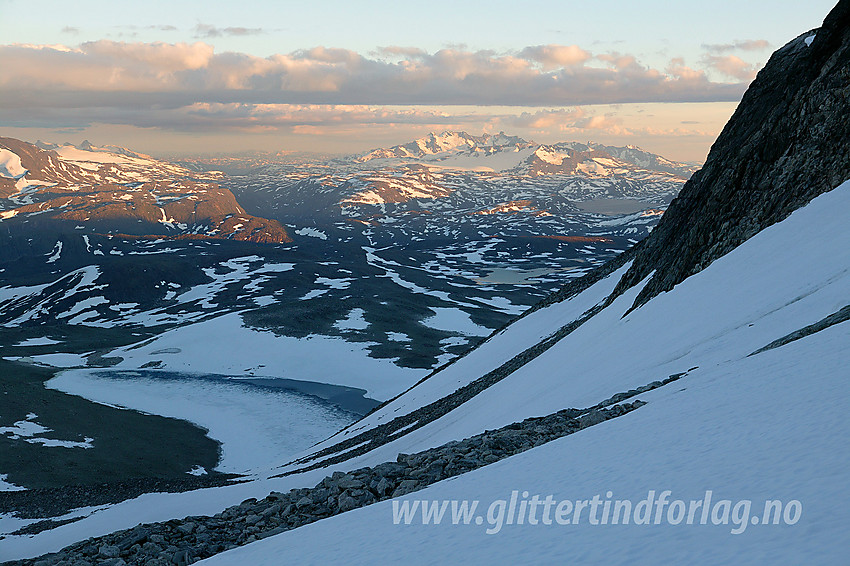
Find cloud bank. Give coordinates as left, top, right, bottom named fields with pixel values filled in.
left=0, top=40, right=753, bottom=153
left=1, top=40, right=748, bottom=109
left=194, top=24, right=267, bottom=38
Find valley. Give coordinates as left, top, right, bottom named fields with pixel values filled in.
left=0, top=133, right=682, bottom=495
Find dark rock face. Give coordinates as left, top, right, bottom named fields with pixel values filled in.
left=613, top=1, right=850, bottom=307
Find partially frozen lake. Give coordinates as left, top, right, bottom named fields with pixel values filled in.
left=46, top=369, right=370, bottom=474
left=474, top=267, right=554, bottom=285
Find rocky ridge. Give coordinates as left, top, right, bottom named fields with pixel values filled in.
left=612, top=1, right=850, bottom=307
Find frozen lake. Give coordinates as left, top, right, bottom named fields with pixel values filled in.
left=46, top=369, right=371, bottom=474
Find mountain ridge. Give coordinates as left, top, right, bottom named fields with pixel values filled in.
left=352, top=130, right=698, bottom=179
left=0, top=137, right=292, bottom=245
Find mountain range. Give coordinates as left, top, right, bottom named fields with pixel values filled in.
left=0, top=131, right=685, bottom=370
left=355, top=130, right=697, bottom=179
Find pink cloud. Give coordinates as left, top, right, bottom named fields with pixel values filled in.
left=0, top=40, right=747, bottom=107
left=702, top=54, right=759, bottom=81
left=518, top=45, right=592, bottom=69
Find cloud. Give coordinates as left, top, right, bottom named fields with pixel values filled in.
left=194, top=24, right=265, bottom=38
left=702, top=39, right=770, bottom=53
left=503, top=108, right=628, bottom=135
left=0, top=40, right=750, bottom=145
left=518, top=44, right=591, bottom=69
left=701, top=54, right=759, bottom=81
left=596, top=52, right=643, bottom=71
left=665, top=58, right=706, bottom=81
left=119, top=24, right=178, bottom=31
left=61, top=26, right=79, bottom=35
left=0, top=98, right=716, bottom=146
left=0, top=40, right=748, bottom=110
left=0, top=101, right=480, bottom=133
left=178, top=104, right=472, bottom=132
left=508, top=108, right=587, bottom=130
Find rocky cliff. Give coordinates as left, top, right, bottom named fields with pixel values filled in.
left=612, top=1, right=850, bottom=307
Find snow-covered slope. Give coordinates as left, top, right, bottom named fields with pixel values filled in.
left=198, top=175, right=850, bottom=564
left=203, top=321, right=848, bottom=566
left=5, top=178, right=846, bottom=562
left=309, top=260, right=635, bottom=445
left=284, top=176, right=850, bottom=471
left=0, top=148, right=27, bottom=179
left=38, top=140, right=196, bottom=179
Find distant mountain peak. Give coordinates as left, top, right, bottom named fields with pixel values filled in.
left=353, top=131, right=697, bottom=179
left=355, top=131, right=537, bottom=164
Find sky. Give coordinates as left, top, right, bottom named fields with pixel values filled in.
left=0, top=0, right=838, bottom=162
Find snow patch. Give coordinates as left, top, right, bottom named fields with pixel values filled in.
left=422, top=307, right=489, bottom=336
left=0, top=414, right=93, bottom=449
left=0, top=474, right=26, bottom=492
left=15, top=337, right=62, bottom=347
left=46, top=241, right=63, bottom=264
left=335, top=308, right=369, bottom=331
left=107, top=313, right=427, bottom=400
left=295, top=227, right=328, bottom=240
left=0, top=149, right=27, bottom=179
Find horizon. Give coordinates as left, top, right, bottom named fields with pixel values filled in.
left=17, top=129, right=705, bottom=163
left=0, top=0, right=838, bottom=162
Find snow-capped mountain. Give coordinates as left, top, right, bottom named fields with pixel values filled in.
left=3, top=3, right=846, bottom=564
left=0, top=137, right=290, bottom=244
left=220, top=135, right=690, bottom=239
left=34, top=140, right=204, bottom=180
left=355, top=131, right=534, bottom=163
left=353, top=130, right=697, bottom=179
left=518, top=141, right=697, bottom=178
